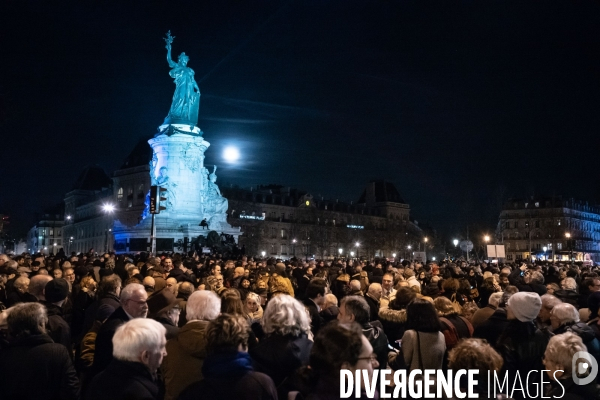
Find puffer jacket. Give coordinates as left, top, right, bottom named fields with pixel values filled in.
left=555, top=322, right=600, bottom=362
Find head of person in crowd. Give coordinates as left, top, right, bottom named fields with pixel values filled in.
left=323, top=293, right=338, bottom=309
left=433, top=296, right=460, bottom=317
left=147, top=287, right=180, bottom=325
left=44, top=278, right=70, bottom=306
left=499, top=285, right=519, bottom=307
left=205, top=313, right=251, bottom=356
left=506, top=292, right=542, bottom=322
left=448, top=338, right=503, bottom=390
left=498, top=273, right=510, bottom=289
left=543, top=332, right=588, bottom=382
left=220, top=288, right=246, bottom=316
left=583, top=277, right=600, bottom=293
left=28, top=275, right=53, bottom=301
left=143, top=276, right=155, bottom=294
left=406, top=298, right=443, bottom=332
left=546, top=283, right=560, bottom=295
left=382, top=273, right=394, bottom=293
left=80, top=275, right=97, bottom=293
left=186, top=290, right=221, bottom=322
left=561, top=277, right=578, bottom=291
left=549, top=303, right=580, bottom=331
left=338, top=295, right=371, bottom=326
left=262, top=294, right=310, bottom=337
left=308, top=321, right=378, bottom=394
left=121, top=283, right=149, bottom=319
left=538, top=294, right=562, bottom=324
left=305, top=278, right=327, bottom=306
left=7, top=302, right=47, bottom=339
left=63, top=267, right=76, bottom=285
left=112, top=318, right=167, bottom=376
left=165, top=277, right=178, bottom=295
left=488, top=292, right=504, bottom=309
left=14, top=276, right=30, bottom=294
left=366, top=283, right=382, bottom=301
left=391, top=286, right=417, bottom=311
left=178, top=281, right=194, bottom=299
left=245, top=292, right=261, bottom=315
left=163, top=257, right=173, bottom=272
left=52, top=269, right=63, bottom=279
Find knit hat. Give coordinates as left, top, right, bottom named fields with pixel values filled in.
left=507, top=292, right=542, bottom=322
left=45, top=278, right=70, bottom=303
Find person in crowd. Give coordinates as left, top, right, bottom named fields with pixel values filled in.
left=93, top=283, right=148, bottom=375
left=546, top=282, right=560, bottom=295
left=498, top=291, right=548, bottom=399
left=554, top=277, right=580, bottom=307
left=245, top=291, right=263, bottom=324
left=364, top=282, right=382, bottom=322
left=471, top=292, right=503, bottom=328
left=81, top=274, right=122, bottom=341
left=473, top=286, right=517, bottom=348
left=543, top=332, right=600, bottom=399
left=0, top=302, right=80, bottom=399
left=162, top=290, right=221, bottom=400
left=536, top=294, right=562, bottom=335
left=297, top=321, right=379, bottom=400
left=147, top=287, right=180, bottom=339
left=175, top=281, right=194, bottom=327
left=338, top=295, right=388, bottom=374
left=399, top=298, right=445, bottom=371
left=86, top=318, right=167, bottom=400
left=303, top=278, right=327, bottom=334
left=319, top=293, right=339, bottom=323
left=381, top=273, right=396, bottom=300
left=7, top=276, right=35, bottom=306
left=477, top=276, right=499, bottom=307
left=41, top=278, right=72, bottom=350
left=379, top=286, right=415, bottom=348
left=550, top=302, right=600, bottom=361
left=447, top=338, right=505, bottom=398
left=143, top=276, right=156, bottom=294
left=178, top=313, right=278, bottom=400
left=509, top=265, right=547, bottom=295
left=433, top=296, right=473, bottom=351
left=72, top=276, right=97, bottom=339
left=28, top=274, right=53, bottom=302
left=250, top=294, right=312, bottom=390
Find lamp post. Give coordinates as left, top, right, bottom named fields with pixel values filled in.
left=292, top=239, right=297, bottom=257
left=102, top=204, right=115, bottom=253
left=543, top=246, right=547, bottom=261
left=407, top=245, right=412, bottom=261
left=565, top=232, right=573, bottom=264
left=261, top=250, right=266, bottom=258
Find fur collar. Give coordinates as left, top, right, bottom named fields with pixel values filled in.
left=378, top=307, right=407, bottom=323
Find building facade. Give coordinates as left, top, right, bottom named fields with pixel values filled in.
left=496, top=197, right=600, bottom=264
left=26, top=215, right=65, bottom=254
left=224, top=181, right=422, bottom=259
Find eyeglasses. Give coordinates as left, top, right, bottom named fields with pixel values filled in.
left=128, top=299, right=147, bottom=305
left=357, top=354, right=378, bottom=364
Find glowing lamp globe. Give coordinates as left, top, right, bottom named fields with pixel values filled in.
left=223, top=146, right=240, bottom=163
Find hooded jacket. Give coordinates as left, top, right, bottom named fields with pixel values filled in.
left=378, top=306, right=408, bottom=348
left=161, top=320, right=209, bottom=400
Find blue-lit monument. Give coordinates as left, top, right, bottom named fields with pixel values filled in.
left=113, top=32, right=240, bottom=253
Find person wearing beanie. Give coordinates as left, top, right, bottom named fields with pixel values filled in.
left=498, top=291, right=548, bottom=399
left=42, top=278, right=72, bottom=350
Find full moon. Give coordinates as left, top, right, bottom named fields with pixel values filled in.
left=223, top=146, right=240, bottom=163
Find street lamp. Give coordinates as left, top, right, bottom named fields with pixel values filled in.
left=66, top=215, right=72, bottom=221
left=543, top=246, right=547, bottom=261
left=292, top=239, right=297, bottom=257
left=102, top=203, right=115, bottom=253
left=350, top=251, right=355, bottom=257
left=453, top=239, right=459, bottom=247
left=432, top=257, right=436, bottom=261
left=355, top=242, right=360, bottom=258
left=261, top=251, right=266, bottom=258
left=338, top=248, right=343, bottom=256
left=392, top=253, right=396, bottom=259
left=484, top=235, right=490, bottom=243
left=565, top=232, right=573, bottom=263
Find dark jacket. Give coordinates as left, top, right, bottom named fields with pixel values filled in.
left=364, top=294, right=380, bottom=322
left=86, top=359, right=159, bottom=400
left=319, top=305, right=339, bottom=324
left=72, top=289, right=97, bottom=339
left=92, top=306, right=130, bottom=375
left=378, top=306, right=407, bottom=348
left=6, top=289, right=37, bottom=307
left=44, top=301, right=72, bottom=351
left=250, top=332, right=312, bottom=387
left=554, top=322, right=600, bottom=362
left=508, top=269, right=547, bottom=296
left=154, top=315, right=180, bottom=340
left=555, top=290, right=580, bottom=307
left=303, top=298, right=324, bottom=334
left=473, top=308, right=509, bottom=349
left=362, top=322, right=389, bottom=372
left=81, top=292, right=120, bottom=340
left=545, top=377, right=600, bottom=400
left=178, top=351, right=277, bottom=400
left=0, top=334, right=80, bottom=400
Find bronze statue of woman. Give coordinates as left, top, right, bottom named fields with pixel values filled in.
left=163, top=31, right=200, bottom=126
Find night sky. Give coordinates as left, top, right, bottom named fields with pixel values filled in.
left=2, top=0, right=600, bottom=237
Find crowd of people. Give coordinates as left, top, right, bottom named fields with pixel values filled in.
left=0, top=250, right=599, bottom=399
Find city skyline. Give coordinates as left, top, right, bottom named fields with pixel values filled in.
left=2, top=0, right=600, bottom=237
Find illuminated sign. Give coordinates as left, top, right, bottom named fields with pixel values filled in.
left=240, top=215, right=265, bottom=220
left=347, top=225, right=364, bottom=229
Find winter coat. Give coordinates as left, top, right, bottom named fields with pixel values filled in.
left=319, top=305, right=339, bottom=323
left=438, top=312, right=474, bottom=350
left=161, top=320, right=209, bottom=400
left=402, top=329, right=446, bottom=371
left=0, top=334, right=80, bottom=400
left=362, top=323, right=389, bottom=371
left=545, top=377, right=600, bottom=400
left=177, top=351, right=277, bottom=400
left=250, top=333, right=312, bottom=387
left=554, top=289, right=580, bottom=307
left=473, top=308, right=509, bottom=349
left=81, top=292, right=120, bottom=340
left=86, top=359, right=159, bottom=400
left=92, top=306, right=131, bottom=375
left=471, top=304, right=497, bottom=328
left=378, top=305, right=408, bottom=348
left=554, top=322, right=600, bottom=362
left=303, top=298, right=324, bottom=334
left=364, top=294, right=380, bottom=322
left=44, top=301, right=72, bottom=352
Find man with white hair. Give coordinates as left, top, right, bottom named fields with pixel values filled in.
left=364, top=283, right=382, bottom=322
left=554, top=277, right=579, bottom=307
left=161, top=290, right=221, bottom=400
left=536, top=294, right=562, bottom=333
left=86, top=318, right=167, bottom=400
left=93, top=283, right=148, bottom=375
left=550, top=302, right=600, bottom=361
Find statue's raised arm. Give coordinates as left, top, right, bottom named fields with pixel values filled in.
left=164, top=31, right=177, bottom=68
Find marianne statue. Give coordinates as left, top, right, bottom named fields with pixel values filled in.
left=163, top=31, right=200, bottom=126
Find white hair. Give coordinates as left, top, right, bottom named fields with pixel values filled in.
left=544, top=332, right=587, bottom=375
left=262, top=294, right=310, bottom=336
left=349, top=280, right=361, bottom=291
left=112, top=318, right=166, bottom=362
left=186, top=290, right=221, bottom=321
left=324, top=293, right=338, bottom=308
left=120, top=283, right=145, bottom=304
left=541, top=294, right=562, bottom=310
left=488, top=292, right=504, bottom=307
left=561, top=277, right=577, bottom=291
left=246, top=292, right=260, bottom=304
left=551, top=303, right=580, bottom=325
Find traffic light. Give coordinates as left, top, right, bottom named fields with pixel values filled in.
left=149, top=186, right=168, bottom=214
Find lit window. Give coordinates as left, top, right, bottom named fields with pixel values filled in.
left=117, top=187, right=124, bottom=202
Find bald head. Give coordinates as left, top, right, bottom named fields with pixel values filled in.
left=28, top=275, right=53, bottom=301
left=349, top=280, right=361, bottom=292
left=367, top=283, right=382, bottom=300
